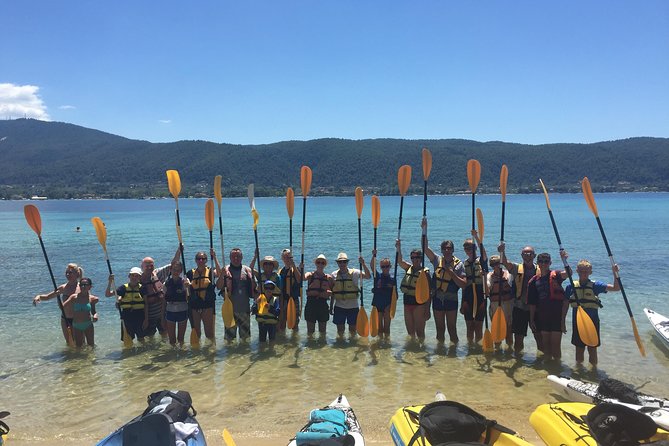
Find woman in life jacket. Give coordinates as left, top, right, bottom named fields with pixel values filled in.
left=304, top=254, right=334, bottom=336
left=279, top=249, right=302, bottom=332
left=461, top=234, right=488, bottom=344
left=62, top=277, right=99, bottom=347
left=163, top=261, right=190, bottom=346
left=106, top=267, right=146, bottom=342
left=564, top=259, right=620, bottom=367
left=186, top=249, right=222, bottom=343
left=486, top=255, right=514, bottom=349
left=527, top=251, right=570, bottom=361
left=370, top=249, right=395, bottom=338
left=33, top=263, right=83, bottom=345
left=396, top=240, right=431, bottom=341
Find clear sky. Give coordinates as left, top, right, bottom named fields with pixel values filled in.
left=2, top=1, right=668, bottom=145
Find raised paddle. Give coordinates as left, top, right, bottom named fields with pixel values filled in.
left=421, top=148, right=432, bottom=268
left=492, top=165, right=509, bottom=344
left=540, top=179, right=598, bottom=347
left=24, top=204, right=74, bottom=346
left=214, top=176, right=234, bottom=329
left=91, top=217, right=133, bottom=348
left=355, top=187, right=369, bottom=337
left=205, top=199, right=214, bottom=250
left=248, top=184, right=262, bottom=295
left=391, top=165, right=412, bottom=319
left=370, top=195, right=381, bottom=337
left=214, top=175, right=225, bottom=258
left=166, top=170, right=188, bottom=272
left=285, top=186, right=297, bottom=330
left=582, top=177, right=646, bottom=356
left=476, top=208, right=493, bottom=352
left=467, top=160, right=481, bottom=317
left=299, top=166, right=312, bottom=319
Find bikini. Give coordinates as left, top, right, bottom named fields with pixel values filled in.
left=72, top=302, right=92, bottom=331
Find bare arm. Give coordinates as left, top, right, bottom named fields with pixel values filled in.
left=396, top=239, right=410, bottom=270
left=607, top=264, right=621, bottom=292
left=359, top=257, right=371, bottom=279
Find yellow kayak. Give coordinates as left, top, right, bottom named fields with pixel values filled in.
left=0, top=410, right=9, bottom=445
left=530, top=402, right=669, bottom=446
left=389, top=399, right=532, bottom=446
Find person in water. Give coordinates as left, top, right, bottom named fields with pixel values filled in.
left=461, top=233, right=488, bottom=344
left=331, top=252, right=371, bottom=338
left=163, top=260, right=190, bottom=346
left=422, top=218, right=467, bottom=343
left=396, top=240, right=431, bottom=341
left=220, top=248, right=257, bottom=343
left=251, top=280, right=281, bottom=344
left=304, top=254, right=334, bottom=336
left=498, top=242, right=543, bottom=354
left=139, top=247, right=180, bottom=338
left=278, top=249, right=302, bottom=332
left=564, top=259, right=620, bottom=367
left=528, top=252, right=570, bottom=361
left=187, top=249, right=221, bottom=342
left=370, top=249, right=395, bottom=338
left=486, top=255, right=514, bottom=349
left=62, top=277, right=98, bottom=347
left=249, top=254, right=283, bottom=317
left=107, top=267, right=146, bottom=342
left=33, top=263, right=83, bottom=345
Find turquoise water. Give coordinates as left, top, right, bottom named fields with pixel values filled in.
left=1, top=193, right=668, bottom=444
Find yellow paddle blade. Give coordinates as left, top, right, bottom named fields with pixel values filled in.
left=356, top=306, right=369, bottom=337
left=472, top=285, right=478, bottom=319
left=222, top=294, right=236, bottom=328
left=205, top=199, right=215, bottom=231
left=190, top=328, right=200, bottom=347
left=286, top=187, right=295, bottom=219
left=91, top=216, right=107, bottom=250
left=483, top=328, right=493, bottom=352
left=371, top=195, right=380, bottom=228
left=251, top=209, right=259, bottom=230
left=122, top=324, right=133, bottom=348
left=476, top=208, right=484, bottom=242
left=214, top=175, right=223, bottom=205
left=286, top=297, right=297, bottom=329
left=581, top=176, right=599, bottom=217
left=24, top=204, right=42, bottom=236
left=631, top=317, right=646, bottom=357
left=301, top=166, right=313, bottom=197
left=355, top=187, right=364, bottom=218
left=166, top=170, right=181, bottom=199
left=222, top=428, right=237, bottom=446
left=467, top=160, right=481, bottom=193
left=390, top=286, right=398, bottom=319
left=491, top=307, right=507, bottom=343
left=370, top=306, right=379, bottom=337
left=422, top=147, right=432, bottom=181
left=576, top=306, right=599, bottom=347
left=415, top=270, right=430, bottom=305
left=398, top=165, right=412, bottom=196
left=500, top=165, right=508, bottom=200
left=257, top=295, right=268, bottom=315
left=539, top=179, right=551, bottom=210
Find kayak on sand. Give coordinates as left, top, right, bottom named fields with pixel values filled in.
left=288, top=394, right=364, bottom=446
left=645, top=308, right=669, bottom=352
left=547, top=374, right=669, bottom=430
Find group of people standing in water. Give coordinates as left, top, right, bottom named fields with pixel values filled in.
left=33, top=214, right=620, bottom=367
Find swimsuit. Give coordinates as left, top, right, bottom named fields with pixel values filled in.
left=73, top=320, right=93, bottom=331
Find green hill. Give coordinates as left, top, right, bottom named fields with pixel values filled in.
left=1, top=119, right=667, bottom=199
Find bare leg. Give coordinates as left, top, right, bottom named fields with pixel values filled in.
left=84, top=325, right=95, bottom=346
left=404, top=306, right=416, bottom=338
left=167, top=320, right=177, bottom=345
left=434, top=309, right=446, bottom=342
left=587, top=346, right=598, bottom=366
left=202, top=308, right=215, bottom=340
left=177, top=320, right=187, bottom=345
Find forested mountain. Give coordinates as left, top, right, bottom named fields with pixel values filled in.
left=1, top=119, right=667, bottom=199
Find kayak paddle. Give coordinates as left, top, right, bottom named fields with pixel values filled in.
left=467, top=159, right=481, bottom=318
left=540, top=179, right=598, bottom=347
left=248, top=184, right=262, bottom=295
left=285, top=186, right=297, bottom=330
left=392, top=165, right=412, bottom=319
left=477, top=208, right=493, bottom=352
left=582, top=177, right=645, bottom=357
left=415, top=148, right=432, bottom=305
left=355, top=187, right=369, bottom=337
left=300, top=166, right=312, bottom=319
left=24, top=204, right=74, bottom=346
left=370, top=195, right=381, bottom=337
left=492, top=165, right=508, bottom=344
left=215, top=175, right=234, bottom=329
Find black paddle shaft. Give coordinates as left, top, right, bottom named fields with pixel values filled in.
left=595, top=216, right=635, bottom=317
left=393, top=196, right=405, bottom=289
left=175, top=208, right=187, bottom=271
left=500, top=201, right=506, bottom=241
left=358, top=217, right=363, bottom=306
left=254, top=228, right=262, bottom=294
left=37, top=236, right=69, bottom=323
left=546, top=208, right=579, bottom=304
left=421, top=179, right=428, bottom=268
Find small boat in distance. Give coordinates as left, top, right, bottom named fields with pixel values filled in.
left=30, top=196, right=47, bottom=200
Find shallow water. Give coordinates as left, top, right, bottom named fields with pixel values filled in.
left=1, top=193, right=668, bottom=444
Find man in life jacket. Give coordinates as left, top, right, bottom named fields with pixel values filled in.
left=422, top=217, right=467, bottom=343
left=498, top=242, right=543, bottom=355
left=486, top=255, right=514, bottom=349
left=139, top=246, right=180, bottom=338
left=221, top=248, right=257, bottom=343
left=396, top=239, right=432, bottom=341
left=461, top=235, right=488, bottom=344
left=564, top=259, right=620, bottom=367
left=105, top=267, right=146, bottom=342
left=527, top=251, right=570, bottom=361
left=304, top=254, right=334, bottom=336
left=279, top=249, right=302, bottom=332
left=331, top=252, right=371, bottom=338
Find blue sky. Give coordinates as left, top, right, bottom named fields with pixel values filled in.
left=2, top=1, right=668, bottom=145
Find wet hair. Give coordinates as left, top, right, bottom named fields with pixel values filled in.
left=463, top=239, right=477, bottom=250
left=440, top=240, right=455, bottom=250
left=79, top=277, right=93, bottom=286
left=410, top=248, right=422, bottom=258
left=67, top=263, right=84, bottom=279
left=536, top=253, right=551, bottom=263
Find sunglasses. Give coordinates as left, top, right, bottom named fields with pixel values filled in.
left=490, top=262, right=500, bottom=267
left=337, top=260, right=349, bottom=263
left=196, top=257, right=207, bottom=261
left=410, top=256, right=421, bottom=260
left=80, top=283, right=91, bottom=287
left=316, top=261, right=326, bottom=265
left=380, top=265, right=391, bottom=269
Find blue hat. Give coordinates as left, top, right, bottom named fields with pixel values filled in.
left=263, top=280, right=276, bottom=288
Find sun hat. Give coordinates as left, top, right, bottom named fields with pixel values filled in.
left=314, top=254, right=328, bottom=266
left=261, top=256, right=279, bottom=270
left=336, top=252, right=349, bottom=262
left=129, top=267, right=142, bottom=275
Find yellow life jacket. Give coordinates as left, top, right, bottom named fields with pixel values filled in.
left=570, top=279, right=602, bottom=309
left=514, top=263, right=538, bottom=300
left=434, top=256, right=462, bottom=292
left=260, top=271, right=282, bottom=299
left=119, top=283, right=144, bottom=310
left=400, top=266, right=429, bottom=297
left=190, top=267, right=214, bottom=300
left=332, top=269, right=359, bottom=300
left=464, top=258, right=483, bottom=286
left=255, top=293, right=279, bottom=324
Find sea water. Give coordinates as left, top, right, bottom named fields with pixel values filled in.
left=1, top=193, right=668, bottom=444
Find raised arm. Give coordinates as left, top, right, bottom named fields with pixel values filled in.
left=421, top=217, right=437, bottom=263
